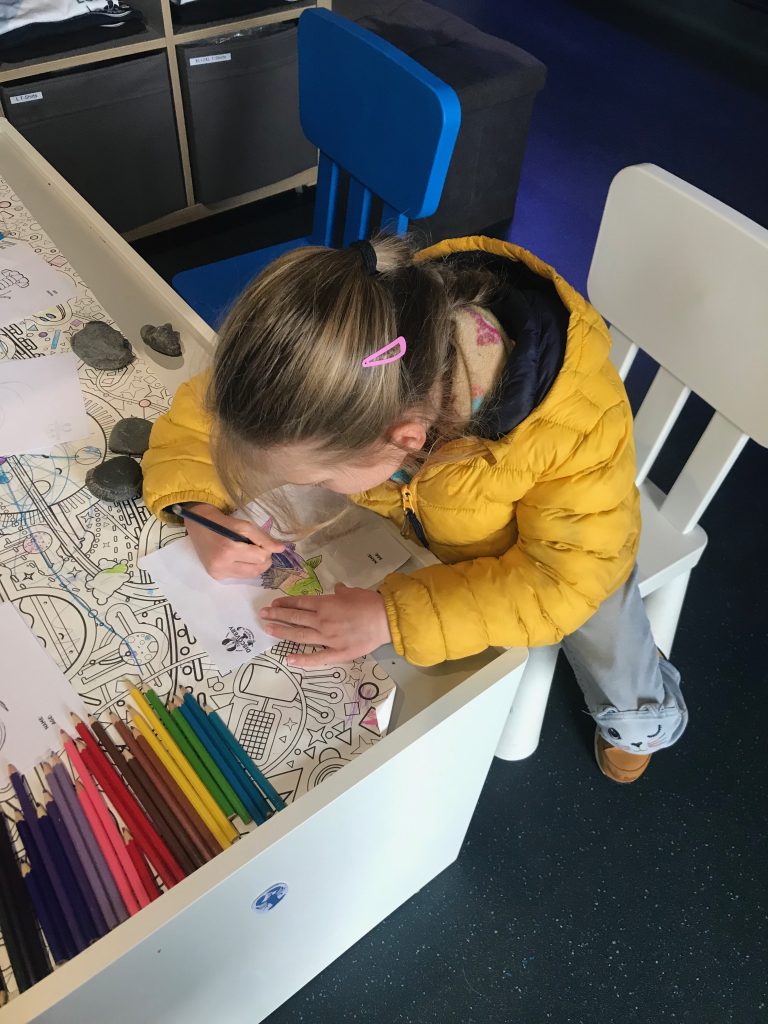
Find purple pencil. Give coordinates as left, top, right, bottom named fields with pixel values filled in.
left=15, top=814, right=75, bottom=962
left=20, top=862, right=69, bottom=965
left=7, top=766, right=87, bottom=951
left=45, top=763, right=121, bottom=931
left=43, top=794, right=108, bottom=940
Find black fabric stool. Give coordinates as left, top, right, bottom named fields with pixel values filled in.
left=334, top=0, right=546, bottom=240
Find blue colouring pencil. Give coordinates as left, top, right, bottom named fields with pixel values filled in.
left=15, top=814, right=75, bottom=963
left=179, top=697, right=265, bottom=824
left=42, top=793, right=106, bottom=941
left=208, top=711, right=286, bottom=812
left=21, top=862, right=68, bottom=965
left=8, top=767, right=87, bottom=952
left=45, top=763, right=120, bottom=932
left=38, top=811, right=91, bottom=952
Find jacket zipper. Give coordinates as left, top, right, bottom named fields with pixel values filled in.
left=400, top=485, right=430, bottom=549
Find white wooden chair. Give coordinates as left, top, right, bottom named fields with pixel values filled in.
left=495, top=163, right=768, bottom=760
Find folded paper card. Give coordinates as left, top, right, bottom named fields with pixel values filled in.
left=139, top=512, right=411, bottom=674
left=0, top=239, right=78, bottom=329
left=0, top=352, right=90, bottom=456
left=0, top=604, right=88, bottom=773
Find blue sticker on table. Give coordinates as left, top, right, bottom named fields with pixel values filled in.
left=252, top=883, right=289, bottom=913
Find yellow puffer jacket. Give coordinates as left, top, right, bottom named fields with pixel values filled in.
left=143, top=236, right=640, bottom=667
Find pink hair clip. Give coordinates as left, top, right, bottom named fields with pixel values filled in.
left=361, top=335, right=407, bottom=368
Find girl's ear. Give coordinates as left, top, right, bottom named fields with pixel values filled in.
left=388, top=420, right=428, bottom=452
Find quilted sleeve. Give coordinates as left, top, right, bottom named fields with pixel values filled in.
left=141, top=373, right=233, bottom=521
left=378, top=407, right=641, bottom=666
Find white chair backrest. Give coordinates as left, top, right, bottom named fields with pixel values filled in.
left=588, top=164, right=768, bottom=534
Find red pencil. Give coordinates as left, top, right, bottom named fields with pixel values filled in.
left=74, top=723, right=184, bottom=889
left=122, top=829, right=160, bottom=902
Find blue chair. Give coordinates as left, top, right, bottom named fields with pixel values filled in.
left=173, top=8, right=461, bottom=327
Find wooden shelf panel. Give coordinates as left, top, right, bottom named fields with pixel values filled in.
left=172, top=1, right=314, bottom=42
left=0, top=26, right=167, bottom=85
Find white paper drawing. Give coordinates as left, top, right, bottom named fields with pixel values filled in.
left=0, top=351, right=90, bottom=456
left=139, top=514, right=410, bottom=673
left=0, top=603, right=88, bottom=773
left=0, top=239, right=77, bottom=329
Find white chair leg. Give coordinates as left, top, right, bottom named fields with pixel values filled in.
left=494, top=644, right=560, bottom=761
left=642, top=570, right=691, bottom=657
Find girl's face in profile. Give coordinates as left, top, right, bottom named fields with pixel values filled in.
left=265, top=419, right=429, bottom=495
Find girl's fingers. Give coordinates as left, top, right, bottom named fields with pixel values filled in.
left=287, top=648, right=348, bottom=669
left=260, top=606, right=316, bottom=628
left=268, top=595, right=322, bottom=612
left=263, top=621, right=322, bottom=645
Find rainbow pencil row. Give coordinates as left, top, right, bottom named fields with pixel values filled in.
left=0, top=688, right=285, bottom=996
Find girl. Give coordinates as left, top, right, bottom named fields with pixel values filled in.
left=142, top=234, right=687, bottom=784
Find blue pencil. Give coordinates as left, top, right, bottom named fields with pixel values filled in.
left=208, top=711, right=286, bottom=812
left=204, top=713, right=272, bottom=820
left=38, top=812, right=90, bottom=952
left=9, top=768, right=84, bottom=954
left=21, top=862, right=68, bottom=965
left=179, top=697, right=266, bottom=824
left=15, top=815, right=75, bottom=963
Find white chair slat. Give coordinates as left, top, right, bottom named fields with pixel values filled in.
left=661, top=411, right=749, bottom=533
left=633, top=367, right=691, bottom=485
left=609, top=326, right=639, bottom=381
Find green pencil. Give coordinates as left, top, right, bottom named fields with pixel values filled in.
left=143, top=688, right=235, bottom=819
left=169, top=702, right=251, bottom=823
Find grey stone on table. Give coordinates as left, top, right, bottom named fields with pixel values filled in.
left=140, top=322, right=182, bottom=357
left=85, top=457, right=143, bottom=502
left=71, top=321, right=134, bottom=370
left=108, top=417, right=153, bottom=456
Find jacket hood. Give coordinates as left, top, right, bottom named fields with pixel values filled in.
left=417, top=236, right=612, bottom=441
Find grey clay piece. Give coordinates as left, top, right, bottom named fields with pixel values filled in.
left=140, top=322, right=182, bottom=357
left=108, top=417, right=153, bottom=456
left=85, top=457, right=143, bottom=502
left=71, top=321, right=134, bottom=370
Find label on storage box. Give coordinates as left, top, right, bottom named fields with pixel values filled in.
left=189, top=53, right=232, bottom=67
left=9, top=92, right=43, bottom=105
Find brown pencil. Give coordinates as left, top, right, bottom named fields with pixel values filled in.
left=112, top=717, right=218, bottom=862
left=86, top=722, right=199, bottom=876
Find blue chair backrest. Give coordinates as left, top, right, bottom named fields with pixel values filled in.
left=298, top=9, right=461, bottom=246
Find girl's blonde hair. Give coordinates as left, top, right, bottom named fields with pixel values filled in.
left=208, top=234, right=492, bottom=510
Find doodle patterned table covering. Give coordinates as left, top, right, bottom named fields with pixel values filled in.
left=0, top=176, right=396, bottom=994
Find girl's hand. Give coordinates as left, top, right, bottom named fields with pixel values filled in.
left=260, top=583, right=391, bottom=668
left=183, top=503, right=285, bottom=580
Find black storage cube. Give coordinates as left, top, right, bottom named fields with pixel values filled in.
left=0, top=54, right=186, bottom=233
left=178, top=24, right=317, bottom=205
left=335, top=0, right=547, bottom=240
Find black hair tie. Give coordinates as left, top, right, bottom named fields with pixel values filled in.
left=349, top=239, right=378, bottom=276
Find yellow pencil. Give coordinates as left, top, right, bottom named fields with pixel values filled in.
left=128, top=686, right=237, bottom=844
left=127, top=707, right=231, bottom=850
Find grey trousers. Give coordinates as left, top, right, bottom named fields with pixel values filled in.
left=561, top=566, right=688, bottom=754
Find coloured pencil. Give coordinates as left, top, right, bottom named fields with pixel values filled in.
left=37, top=809, right=90, bottom=952
left=170, top=699, right=249, bottom=823
left=7, top=766, right=87, bottom=953
left=74, top=716, right=184, bottom=887
left=89, top=719, right=198, bottom=878
left=141, top=686, right=237, bottom=824
left=129, top=687, right=236, bottom=844
left=128, top=708, right=226, bottom=854
left=43, top=764, right=119, bottom=933
left=21, top=863, right=67, bottom=966
left=0, top=964, right=7, bottom=1005
left=122, top=829, right=161, bottom=902
left=0, top=811, right=51, bottom=985
left=59, top=741, right=148, bottom=913
left=179, top=697, right=267, bottom=824
left=76, top=732, right=183, bottom=890
left=125, top=715, right=218, bottom=862
left=15, top=814, right=75, bottom=963
left=74, top=784, right=128, bottom=924
left=39, top=793, right=100, bottom=945
left=110, top=716, right=207, bottom=870
left=208, top=709, right=285, bottom=811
